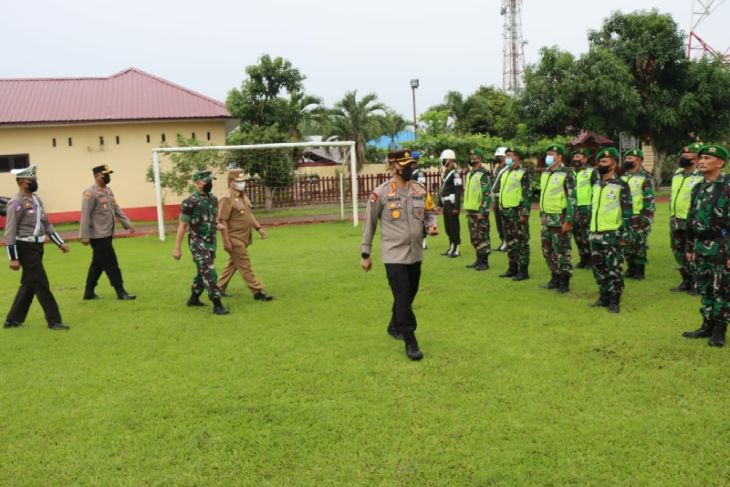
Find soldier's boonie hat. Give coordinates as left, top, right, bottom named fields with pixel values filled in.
left=623, top=149, right=644, bottom=159
left=571, top=148, right=591, bottom=158
left=681, top=142, right=704, bottom=154
left=505, top=146, right=523, bottom=159
left=11, top=164, right=37, bottom=179
left=699, top=144, right=729, bottom=162
left=387, top=150, right=416, bottom=167
left=92, top=164, right=113, bottom=175
left=470, top=148, right=485, bottom=158
left=597, top=147, right=619, bottom=160
left=545, top=144, right=565, bottom=155
left=228, top=169, right=246, bottom=182
left=193, top=170, right=216, bottom=181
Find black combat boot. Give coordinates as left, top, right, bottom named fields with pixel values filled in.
left=556, top=275, right=570, bottom=294
left=633, top=264, right=645, bottom=280
left=682, top=319, right=713, bottom=339
left=582, top=254, right=593, bottom=269
left=48, top=323, right=70, bottom=331
left=115, top=286, right=136, bottom=300
left=512, top=264, right=529, bottom=281
left=670, top=271, right=691, bottom=292
left=403, top=333, right=423, bottom=361
left=253, top=291, right=273, bottom=301
left=708, top=323, right=727, bottom=347
left=687, top=279, right=698, bottom=295
left=575, top=254, right=586, bottom=269
left=441, top=243, right=454, bottom=256
left=624, top=263, right=636, bottom=278
left=466, top=252, right=479, bottom=269
left=499, top=262, right=518, bottom=278
left=83, top=287, right=99, bottom=300
left=607, top=294, right=620, bottom=313
left=187, top=292, right=206, bottom=307
left=3, top=320, right=21, bottom=328
left=387, top=323, right=403, bottom=340
left=212, top=298, right=230, bottom=315
left=590, top=292, right=609, bottom=307
left=542, top=273, right=559, bottom=289
left=474, top=253, right=489, bottom=271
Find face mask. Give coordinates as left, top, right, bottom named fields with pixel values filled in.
left=399, top=165, right=414, bottom=181
left=679, top=157, right=694, bottom=168
left=102, top=174, right=111, bottom=184
left=27, top=180, right=38, bottom=192
left=234, top=181, right=246, bottom=191
left=202, top=181, right=213, bottom=193
left=504, top=158, right=514, bottom=168
left=597, top=165, right=611, bottom=175
left=545, top=155, right=556, bottom=167
left=622, top=160, right=635, bottom=170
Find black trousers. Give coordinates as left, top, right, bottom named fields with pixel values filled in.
left=443, top=201, right=461, bottom=245
left=85, top=236, right=123, bottom=290
left=6, top=242, right=62, bottom=326
left=494, top=198, right=505, bottom=240
left=385, top=262, right=421, bottom=340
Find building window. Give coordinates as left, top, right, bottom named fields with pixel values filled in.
left=52, top=138, right=57, bottom=147
left=99, top=136, right=105, bottom=146
left=68, top=137, right=73, bottom=147
left=191, top=132, right=196, bottom=140
left=0, top=154, right=30, bottom=173
left=161, top=133, right=166, bottom=143
left=207, top=132, right=211, bottom=141
left=146, top=134, right=150, bottom=143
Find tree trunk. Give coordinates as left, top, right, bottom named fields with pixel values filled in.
left=264, top=186, right=274, bottom=211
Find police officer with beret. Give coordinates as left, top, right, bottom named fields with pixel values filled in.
left=79, top=164, right=136, bottom=300
left=361, top=150, right=439, bottom=360
left=4, top=165, right=71, bottom=330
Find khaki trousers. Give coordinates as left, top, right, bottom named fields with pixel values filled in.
left=217, top=238, right=264, bottom=294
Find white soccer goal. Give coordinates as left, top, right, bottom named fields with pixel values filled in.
left=151, top=140, right=358, bottom=242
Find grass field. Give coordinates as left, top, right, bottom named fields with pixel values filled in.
left=0, top=205, right=728, bottom=486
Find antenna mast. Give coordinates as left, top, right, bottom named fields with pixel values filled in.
left=502, top=0, right=526, bottom=94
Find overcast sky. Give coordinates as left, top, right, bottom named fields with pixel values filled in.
left=2, top=0, right=728, bottom=119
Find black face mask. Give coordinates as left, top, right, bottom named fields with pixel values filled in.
left=202, top=181, right=213, bottom=193
left=102, top=174, right=111, bottom=184
left=679, top=157, right=694, bottom=168
left=622, top=160, right=635, bottom=170
left=399, top=165, right=414, bottom=181
left=597, top=165, right=612, bottom=175
left=27, top=180, right=38, bottom=192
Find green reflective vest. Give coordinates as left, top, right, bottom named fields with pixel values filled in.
left=540, top=170, right=567, bottom=214
left=576, top=167, right=594, bottom=206
left=464, top=169, right=485, bottom=211
left=621, top=173, right=647, bottom=215
left=499, top=168, right=525, bottom=208
left=591, top=182, right=624, bottom=232
left=670, top=169, right=703, bottom=219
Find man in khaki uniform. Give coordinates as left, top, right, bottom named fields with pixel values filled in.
left=79, top=164, right=136, bottom=300
left=361, top=150, right=439, bottom=361
left=217, top=170, right=273, bottom=302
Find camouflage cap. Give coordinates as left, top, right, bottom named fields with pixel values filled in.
left=193, top=170, right=215, bottom=181
left=681, top=142, right=704, bottom=154
left=387, top=150, right=416, bottom=167
left=597, top=147, right=620, bottom=160
left=623, top=149, right=644, bottom=159
left=545, top=144, right=565, bottom=155
left=699, top=144, right=729, bottom=162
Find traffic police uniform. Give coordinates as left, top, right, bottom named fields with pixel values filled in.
left=498, top=146, right=532, bottom=280
left=669, top=143, right=704, bottom=293
left=572, top=148, right=598, bottom=269
left=539, top=145, right=577, bottom=293
left=361, top=150, right=437, bottom=360
left=217, top=170, right=273, bottom=301
left=439, top=153, right=462, bottom=257
left=589, top=148, right=633, bottom=313
left=4, top=165, right=70, bottom=330
left=464, top=149, right=492, bottom=270
left=492, top=154, right=509, bottom=251
left=79, top=164, right=136, bottom=300
left=683, top=144, right=730, bottom=347
left=620, top=149, right=656, bottom=279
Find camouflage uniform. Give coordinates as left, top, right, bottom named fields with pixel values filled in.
left=498, top=166, right=532, bottom=274
left=180, top=191, right=222, bottom=300
left=590, top=176, right=633, bottom=304
left=669, top=167, right=703, bottom=291
left=685, top=173, right=730, bottom=339
left=464, top=167, right=493, bottom=258
left=574, top=167, right=599, bottom=267
left=621, top=168, right=655, bottom=272
left=539, top=165, right=577, bottom=279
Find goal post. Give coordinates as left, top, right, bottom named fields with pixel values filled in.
left=151, top=140, right=358, bottom=242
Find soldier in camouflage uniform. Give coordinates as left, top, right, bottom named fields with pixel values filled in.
left=571, top=148, right=598, bottom=269
left=589, top=148, right=633, bottom=313
left=621, top=149, right=656, bottom=280
left=539, top=144, right=577, bottom=293
left=463, top=149, right=493, bottom=271
left=496, top=146, right=532, bottom=281
left=172, top=170, right=229, bottom=315
left=682, top=144, right=730, bottom=347
left=669, top=143, right=704, bottom=293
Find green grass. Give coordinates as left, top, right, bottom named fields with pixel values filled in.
left=1, top=205, right=728, bottom=486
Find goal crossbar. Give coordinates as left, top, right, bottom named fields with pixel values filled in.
left=151, top=141, right=358, bottom=241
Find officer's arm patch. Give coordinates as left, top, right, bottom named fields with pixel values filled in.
left=83, top=191, right=92, bottom=199
left=369, top=193, right=378, bottom=204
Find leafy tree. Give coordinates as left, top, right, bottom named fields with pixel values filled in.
left=328, top=90, right=386, bottom=170
left=418, top=109, right=451, bottom=137
left=462, top=86, right=519, bottom=139
left=378, top=111, right=409, bottom=149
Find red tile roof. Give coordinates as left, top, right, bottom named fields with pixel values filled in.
left=0, top=67, right=233, bottom=125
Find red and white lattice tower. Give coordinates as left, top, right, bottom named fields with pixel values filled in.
left=501, top=0, right=526, bottom=94
left=688, top=0, right=730, bottom=62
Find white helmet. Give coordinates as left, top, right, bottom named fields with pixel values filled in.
left=495, top=147, right=507, bottom=157
left=440, top=149, right=456, bottom=161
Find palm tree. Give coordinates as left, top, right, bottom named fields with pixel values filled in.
left=378, top=111, right=409, bottom=150
left=329, top=91, right=387, bottom=171
left=442, top=91, right=469, bottom=135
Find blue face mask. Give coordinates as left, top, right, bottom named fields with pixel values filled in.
left=545, top=155, right=556, bottom=167
left=505, top=158, right=514, bottom=167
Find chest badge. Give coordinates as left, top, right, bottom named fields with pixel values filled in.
left=391, top=210, right=401, bottom=219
